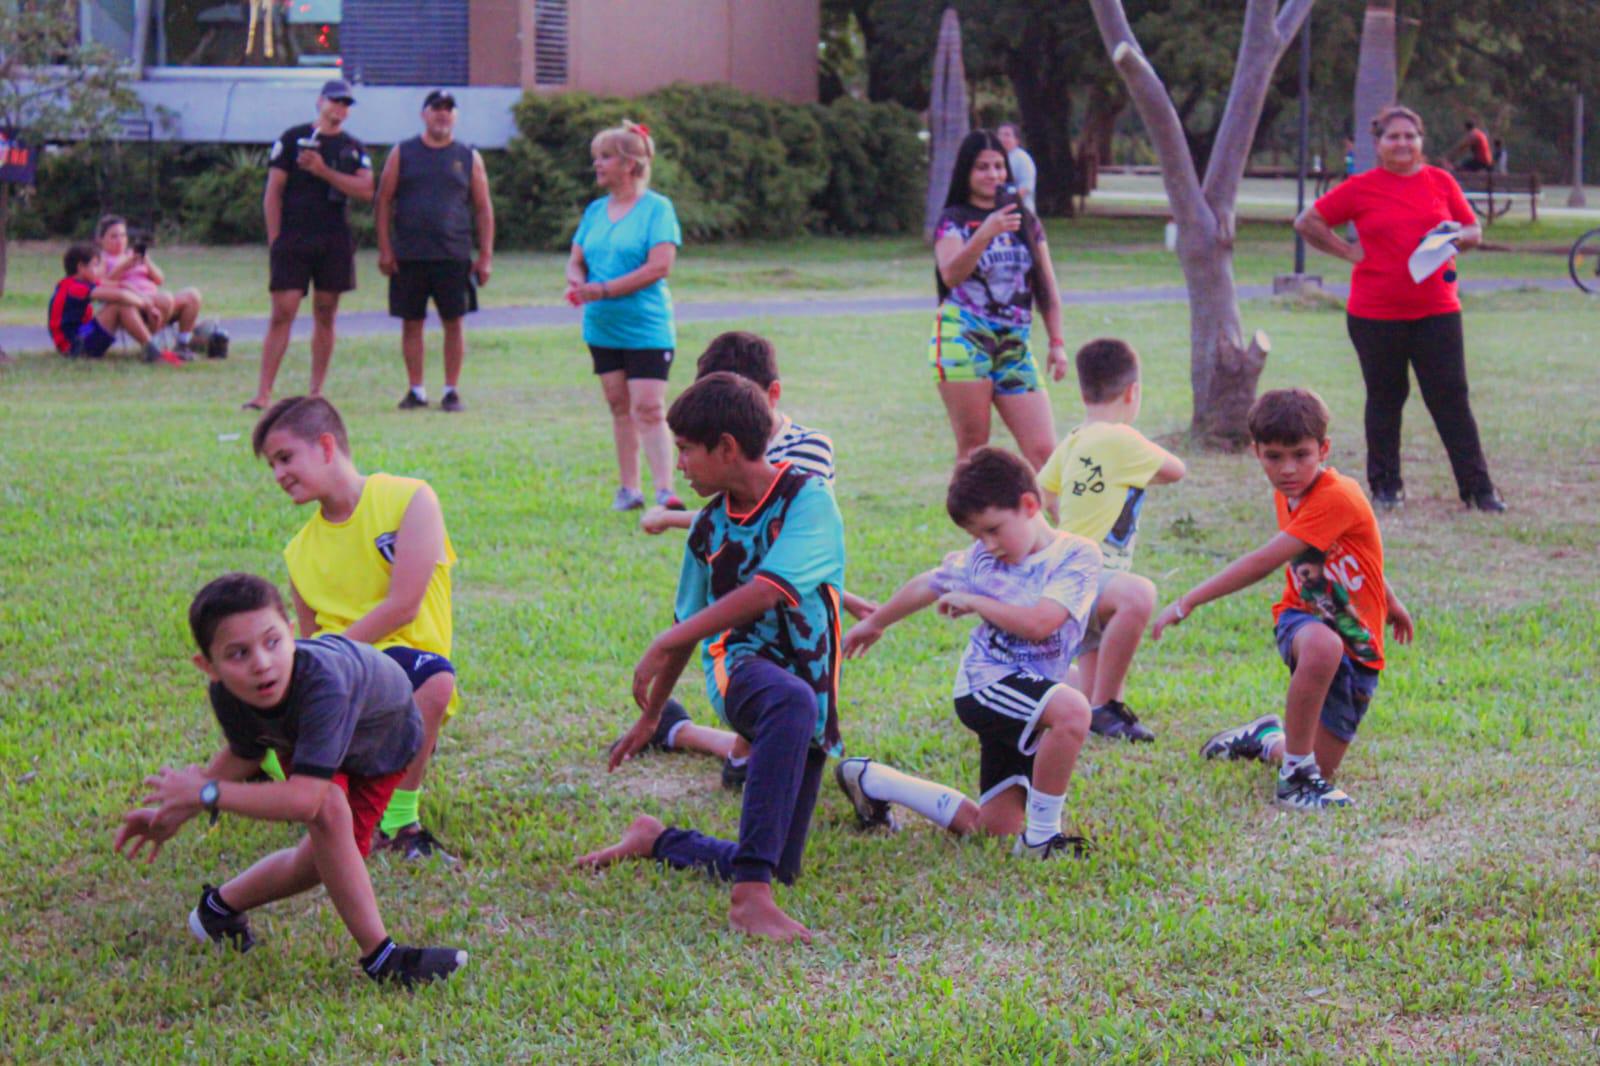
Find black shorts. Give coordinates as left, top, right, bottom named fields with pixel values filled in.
left=953, top=671, right=1067, bottom=805
left=381, top=645, right=455, bottom=690
left=389, top=259, right=478, bottom=321
left=270, top=232, right=356, bottom=295
left=589, top=345, right=674, bottom=381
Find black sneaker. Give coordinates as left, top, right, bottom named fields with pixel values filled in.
left=375, top=823, right=458, bottom=865
left=397, top=390, right=428, bottom=410
left=1466, top=489, right=1507, bottom=513
left=720, top=756, right=748, bottom=792
left=187, top=884, right=256, bottom=953
left=833, top=757, right=899, bottom=832
left=1089, top=700, right=1155, bottom=742
left=1199, top=713, right=1283, bottom=762
left=1371, top=488, right=1405, bottom=513
left=608, top=698, right=691, bottom=758
left=440, top=390, right=464, bottom=413
left=1011, top=832, right=1093, bottom=860
left=362, top=937, right=468, bottom=988
left=1274, top=764, right=1353, bottom=812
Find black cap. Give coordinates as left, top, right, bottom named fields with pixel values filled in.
left=423, top=90, right=457, bottom=111
left=320, top=78, right=356, bottom=104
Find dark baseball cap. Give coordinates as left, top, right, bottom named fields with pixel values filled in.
left=320, top=79, right=356, bottom=104
left=423, top=90, right=457, bottom=110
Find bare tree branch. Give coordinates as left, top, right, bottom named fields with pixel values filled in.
left=1086, top=0, right=1207, bottom=230
left=1273, top=0, right=1315, bottom=52
left=1201, top=0, right=1314, bottom=214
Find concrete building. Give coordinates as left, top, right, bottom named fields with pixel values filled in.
left=77, top=0, right=818, bottom=147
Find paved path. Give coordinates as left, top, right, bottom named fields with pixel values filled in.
left=0, top=276, right=1572, bottom=355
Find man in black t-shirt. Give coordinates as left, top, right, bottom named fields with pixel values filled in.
left=244, top=79, right=374, bottom=412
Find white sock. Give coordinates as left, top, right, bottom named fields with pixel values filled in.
left=177, top=331, right=192, bottom=345
left=726, top=755, right=748, bottom=768
left=1024, top=786, right=1066, bottom=844
left=443, top=385, right=457, bottom=397
left=1281, top=751, right=1315, bottom=779
left=410, top=385, right=427, bottom=402
left=858, top=761, right=967, bottom=829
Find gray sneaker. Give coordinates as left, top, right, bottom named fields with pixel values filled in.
left=1274, top=765, right=1353, bottom=813
left=1199, top=714, right=1284, bottom=762
left=612, top=487, right=646, bottom=511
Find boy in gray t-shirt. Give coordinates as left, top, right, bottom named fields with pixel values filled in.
left=838, top=448, right=1099, bottom=860
left=113, top=572, right=465, bottom=987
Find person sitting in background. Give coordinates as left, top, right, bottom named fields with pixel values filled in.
left=48, top=243, right=180, bottom=365
left=1447, top=121, right=1494, bottom=173
left=96, top=215, right=206, bottom=356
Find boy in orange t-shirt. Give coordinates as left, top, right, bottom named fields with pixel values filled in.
left=1151, top=388, right=1414, bottom=812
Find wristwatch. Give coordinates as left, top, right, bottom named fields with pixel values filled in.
left=200, top=781, right=221, bottom=826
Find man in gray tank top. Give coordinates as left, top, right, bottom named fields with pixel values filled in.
left=376, top=90, right=496, bottom=413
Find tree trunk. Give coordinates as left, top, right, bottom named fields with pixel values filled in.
left=1351, top=1, right=1396, bottom=175
left=924, top=7, right=969, bottom=241
left=1079, top=82, right=1125, bottom=170
left=1090, top=0, right=1311, bottom=448
left=1009, top=59, right=1076, bottom=218
left=0, top=181, right=10, bottom=300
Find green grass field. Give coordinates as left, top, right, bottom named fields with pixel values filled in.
left=3, top=210, right=1591, bottom=328
left=2, top=234, right=1599, bottom=1062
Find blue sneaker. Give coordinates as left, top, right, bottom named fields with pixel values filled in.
left=1274, top=764, right=1353, bottom=813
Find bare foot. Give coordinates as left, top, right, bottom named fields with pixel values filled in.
left=573, top=814, right=665, bottom=870
left=729, top=882, right=813, bottom=944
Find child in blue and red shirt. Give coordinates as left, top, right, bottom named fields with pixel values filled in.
left=48, top=244, right=175, bottom=363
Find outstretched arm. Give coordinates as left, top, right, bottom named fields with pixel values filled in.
left=842, top=571, right=940, bottom=658
left=936, top=591, right=1068, bottom=643
left=1152, top=531, right=1308, bottom=639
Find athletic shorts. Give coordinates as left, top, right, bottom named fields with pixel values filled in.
left=73, top=319, right=115, bottom=358
left=270, top=231, right=356, bottom=295
left=279, top=757, right=405, bottom=857
left=929, top=302, right=1040, bottom=395
left=589, top=345, right=673, bottom=381
left=953, top=671, right=1066, bottom=804
left=1274, top=609, right=1380, bottom=742
left=381, top=645, right=455, bottom=690
left=389, top=259, right=478, bottom=321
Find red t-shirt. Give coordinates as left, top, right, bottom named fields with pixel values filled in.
left=1272, top=467, right=1388, bottom=670
left=1468, top=128, right=1493, bottom=166
left=1314, top=165, right=1475, bottom=320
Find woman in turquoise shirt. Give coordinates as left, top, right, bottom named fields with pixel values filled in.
left=565, top=121, right=683, bottom=512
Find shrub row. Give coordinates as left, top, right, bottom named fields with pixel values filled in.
left=9, top=84, right=924, bottom=248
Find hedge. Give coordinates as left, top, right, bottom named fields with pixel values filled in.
left=7, top=85, right=925, bottom=249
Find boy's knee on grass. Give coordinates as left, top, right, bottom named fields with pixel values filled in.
left=1105, top=572, right=1157, bottom=619
left=1040, top=687, right=1091, bottom=742
left=1292, top=621, right=1346, bottom=676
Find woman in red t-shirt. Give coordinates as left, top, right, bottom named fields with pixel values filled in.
left=1295, top=105, right=1504, bottom=513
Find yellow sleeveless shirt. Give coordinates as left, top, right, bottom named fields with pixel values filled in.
left=283, top=473, right=456, bottom=657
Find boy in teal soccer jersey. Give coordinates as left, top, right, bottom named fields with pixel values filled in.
left=578, top=372, right=847, bottom=942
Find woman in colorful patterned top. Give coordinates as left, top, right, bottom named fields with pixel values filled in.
left=930, top=130, right=1068, bottom=470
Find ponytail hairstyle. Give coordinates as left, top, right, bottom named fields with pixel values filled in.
left=590, top=120, right=656, bottom=186
left=938, top=129, right=1053, bottom=313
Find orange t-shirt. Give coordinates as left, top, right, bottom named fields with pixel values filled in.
left=1272, top=467, right=1388, bottom=670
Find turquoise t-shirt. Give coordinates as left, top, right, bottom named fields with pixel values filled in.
left=573, top=190, right=681, bottom=350
left=674, top=465, right=846, bottom=755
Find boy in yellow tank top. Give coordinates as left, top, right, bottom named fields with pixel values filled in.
left=252, top=396, right=460, bottom=862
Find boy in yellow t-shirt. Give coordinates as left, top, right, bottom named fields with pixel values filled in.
left=252, top=396, right=460, bottom=862
left=1038, top=338, right=1186, bottom=742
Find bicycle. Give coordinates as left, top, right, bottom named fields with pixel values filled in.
left=1568, top=226, right=1600, bottom=293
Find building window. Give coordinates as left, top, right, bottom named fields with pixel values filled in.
left=534, top=0, right=567, bottom=86
left=81, top=0, right=344, bottom=68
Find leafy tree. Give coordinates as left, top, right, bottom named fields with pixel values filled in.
left=0, top=0, right=137, bottom=295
